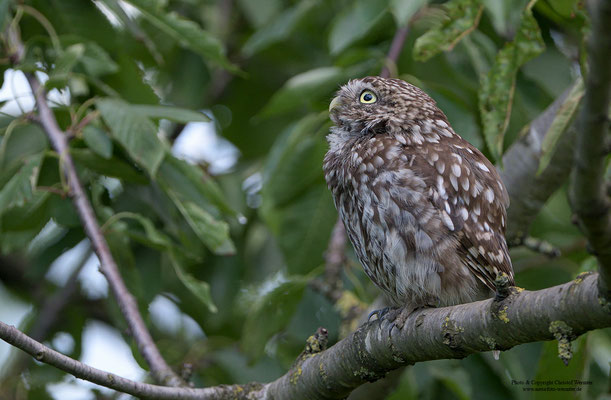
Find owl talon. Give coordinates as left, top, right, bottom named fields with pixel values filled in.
left=368, top=306, right=394, bottom=322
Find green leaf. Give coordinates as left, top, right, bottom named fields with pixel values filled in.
left=262, top=113, right=330, bottom=208
left=124, top=0, right=236, bottom=70
left=0, top=154, right=43, bottom=216
left=0, top=0, right=12, bottom=32
left=236, top=0, right=281, bottom=28
left=70, top=149, right=148, bottom=183
left=55, top=44, right=86, bottom=76
left=478, top=2, right=545, bottom=161
left=170, top=252, right=217, bottom=313
left=129, top=105, right=211, bottom=123
left=103, top=211, right=217, bottom=312
left=533, top=335, right=587, bottom=400
left=537, top=78, right=584, bottom=174
left=243, top=0, right=318, bottom=56
left=80, top=42, right=119, bottom=77
left=413, top=0, right=483, bottom=62
left=174, top=200, right=235, bottom=256
left=428, top=360, right=472, bottom=400
left=157, top=154, right=236, bottom=217
left=156, top=155, right=235, bottom=255
left=329, top=0, right=389, bottom=55
left=260, top=67, right=343, bottom=117
left=390, top=0, right=429, bottom=27
left=82, top=125, right=113, bottom=159
left=0, top=123, right=48, bottom=187
left=261, top=114, right=336, bottom=274
left=273, top=185, right=336, bottom=274
left=241, top=272, right=311, bottom=360
left=96, top=98, right=166, bottom=176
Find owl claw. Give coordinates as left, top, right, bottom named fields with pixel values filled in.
left=367, top=306, right=395, bottom=322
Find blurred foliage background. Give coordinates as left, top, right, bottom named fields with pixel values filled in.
left=0, top=0, right=609, bottom=399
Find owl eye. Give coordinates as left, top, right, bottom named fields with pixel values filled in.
left=359, top=90, right=377, bottom=104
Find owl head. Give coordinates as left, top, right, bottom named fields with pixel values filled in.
left=329, top=76, right=443, bottom=135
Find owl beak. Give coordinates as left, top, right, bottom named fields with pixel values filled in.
left=329, top=96, right=342, bottom=113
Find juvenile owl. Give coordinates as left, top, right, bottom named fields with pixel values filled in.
left=323, top=77, right=514, bottom=324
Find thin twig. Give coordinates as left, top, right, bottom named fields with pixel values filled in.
left=0, top=322, right=255, bottom=400
left=7, top=30, right=184, bottom=386
left=569, top=0, right=611, bottom=291
left=380, top=25, right=410, bottom=79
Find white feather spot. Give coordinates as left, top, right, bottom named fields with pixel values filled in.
left=484, top=188, right=494, bottom=203
left=450, top=175, right=458, bottom=191
left=442, top=211, right=455, bottom=230
left=436, top=175, right=447, bottom=197
left=461, top=177, right=470, bottom=191
left=373, top=156, right=384, bottom=167
left=476, top=162, right=490, bottom=172
left=460, top=207, right=468, bottom=220
left=436, top=161, right=445, bottom=174
left=451, top=164, right=461, bottom=177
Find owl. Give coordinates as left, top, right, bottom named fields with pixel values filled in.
left=323, top=77, right=514, bottom=326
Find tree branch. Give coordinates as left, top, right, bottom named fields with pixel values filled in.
left=569, top=0, right=611, bottom=291
left=263, top=273, right=611, bottom=399
left=501, top=84, right=579, bottom=242
left=6, top=30, right=183, bottom=386
left=0, top=321, right=257, bottom=400
left=3, top=273, right=609, bottom=399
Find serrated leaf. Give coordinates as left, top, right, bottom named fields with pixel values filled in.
left=329, top=0, right=389, bottom=55
left=241, top=272, right=310, bottom=360
left=413, top=0, right=483, bottom=62
left=96, top=98, right=166, bottom=176
left=82, top=125, right=113, bottom=159
left=243, top=0, right=318, bottom=56
left=70, top=149, right=148, bottom=183
left=129, top=105, right=210, bottom=123
left=0, top=154, right=43, bottom=216
left=479, top=2, right=545, bottom=161
left=125, top=0, right=235, bottom=71
left=390, top=0, right=429, bottom=27
left=537, top=78, right=584, bottom=174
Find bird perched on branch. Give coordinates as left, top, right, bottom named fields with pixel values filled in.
left=323, top=77, right=514, bottom=327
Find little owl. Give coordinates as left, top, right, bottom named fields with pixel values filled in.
left=323, top=77, right=514, bottom=326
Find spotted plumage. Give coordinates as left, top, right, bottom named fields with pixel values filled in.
left=323, top=76, right=514, bottom=314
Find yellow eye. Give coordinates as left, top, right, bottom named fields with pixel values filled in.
left=359, top=90, right=377, bottom=104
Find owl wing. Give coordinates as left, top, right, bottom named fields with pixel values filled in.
left=407, top=136, right=514, bottom=291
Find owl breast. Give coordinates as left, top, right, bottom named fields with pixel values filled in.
left=323, top=130, right=486, bottom=308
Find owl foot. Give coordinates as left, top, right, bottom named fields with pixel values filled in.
left=385, top=308, right=411, bottom=336
left=367, top=306, right=396, bottom=322
left=385, top=304, right=435, bottom=337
